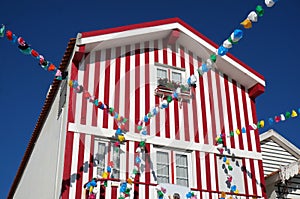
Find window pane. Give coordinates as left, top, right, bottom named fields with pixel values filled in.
left=176, top=154, right=189, bottom=187
left=172, top=72, right=181, bottom=83
left=111, top=145, right=120, bottom=179
left=156, top=151, right=169, bottom=183
left=96, top=143, right=106, bottom=176
left=157, top=68, right=167, bottom=79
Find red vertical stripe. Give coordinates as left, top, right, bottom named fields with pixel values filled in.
left=144, top=42, right=150, bottom=135
left=205, top=153, right=212, bottom=198
left=172, top=44, right=179, bottom=140
left=258, top=160, right=267, bottom=198
left=124, top=45, right=131, bottom=131
left=92, top=51, right=101, bottom=127
left=75, top=134, right=85, bottom=199
left=154, top=40, right=158, bottom=63
left=81, top=55, right=90, bottom=125
left=145, top=143, right=151, bottom=199
left=134, top=142, right=140, bottom=199
left=162, top=41, right=170, bottom=139
left=223, top=75, right=235, bottom=149
left=213, top=154, right=219, bottom=196
left=180, top=46, right=190, bottom=141
left=113, top=47, right=121, bottom=130
left=197, top=57, right=208, bottom=144
left=171, top=150, right=175, bottom=184
left=135, top=44, right=140, bottom=133
left=189, top=52, right=199, bottom=143
left=249, top=159, right=258, bottom=196
left=154, top=40, right=160, bottom=137
left=232, top=80, right=244, bottom=150
left=195, top=151, right=202, bottom=195
left=61, top=132, right=74, bottom=199
left=250, top=98, right=261, bottom=153
left=111, top=186, right=118, bottom=199
left=241, top=86, right=252, bottom=151
left=207, top=72, right=217, bottom=144
left=103, top=49, right=111, bottom=128
left=89, top=135, right=95, bottom=180
left=126, top=142, right=130, bottom=180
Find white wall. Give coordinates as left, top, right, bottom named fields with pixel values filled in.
left=14, top=84, right=68, bottom=199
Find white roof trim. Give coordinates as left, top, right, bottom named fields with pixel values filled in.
left=76, top=21, right=265, bottom=88
left=260, top=129, right=300, bottom=159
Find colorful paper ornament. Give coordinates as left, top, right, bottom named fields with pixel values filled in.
left=230, top=131, right=234, bottom=137
left=268, top=117, right=274, bottom=125
left=210, top=53, right=217, bottom=63
left=280, top=114, right=285, bottom=121
left=230, top=29, right=243, bottom=43
left=291, top=110, right=298, bottom=117
left=118, top=135, right=125, bottom=142
left=247, top=11, right=258, bottom=22
left=259, top=120, right=265, bottom=128
left=275, top=116, right=280, bottom=123
left=235, top=129, right=241, bottom=135
left=242, top=127, right=246, bottom=133
left=166, top=95, right=173, bottom=103
left=240, top=18, right=252, bottom=29
left=228, top=165, right=233, bottom=171
left=0, top=24, right=5, bottom=37
left=135, top=156, right=141, bottom=164
left=255, top=5, right=264, bottom=17
left=226, top=159, right=230, bottom=165
left=285, top=111, right=291, bottom=118
left=265, top=0, right=275, bottom=7
left=223, top=39, right=233, bottom=49
left=218, top=45, right=229, bottom=56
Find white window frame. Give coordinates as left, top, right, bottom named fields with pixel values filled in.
left=153, top=147, right=192, bottom=188
left=155, top=63, right=186, bottom=86
left=93, top=138, right=124, bottom=180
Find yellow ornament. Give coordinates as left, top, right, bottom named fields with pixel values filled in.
left=127, top=178, right=133, bottom=184
left=240, top=18, right=252, bottom=29
left=68, top=80, right=73, bottom=87
left=102, top=171, right=109, bottom=179
left=215, top=136, right=220, bottom=142
left=236, top=129, right=241, bottom=135
left=226, top=159, right=230, bottom=165
left=259, top=120, right=265, bottom=128
left=234, top=189, right=239, bottom=194
left=291, top=110, right=298, bottom=117
left=221, top=191, right=226, bottom=197
left=118, top=135, right=125, bottom=142
left=89, top=186, right=94, bottom=193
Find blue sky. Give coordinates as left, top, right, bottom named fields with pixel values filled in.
left=1, top=0, right=299, bottom=197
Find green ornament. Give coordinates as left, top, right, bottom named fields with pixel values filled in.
left=139, top=141, right=145, bottom=147
left=228, top=165, right=233, bottom=171
left=125, top=188, right=131, bottom=194
left=256, top=5, right=264, bottom=17
left=133, top=168, right=138, bottom=174
left=104, top=180, right=108, bottom=187
left=137, top=126, right=143, bottom=131
left=230, top=131, right=234, bottom=137
left=119, top=197, right=125, bottom=199
left=158, top=191, right=164, bottom=197
left=109, top=107, right=114, bottom=113
left=115, top=147, right=119, bottom=153
left=147, top=112, right=152, bottom=118
left=167, top=95, right=173, bottom=103
left=285, top=112, right=291, bottom=119
left=228, top=37, right=238, bottom=45
left=122, top=118, right=128, bottom=123
left=218, top=138, right=223, bottom=144
left=257, top=122, right=261, bottom=129
left=0, top=25, right=5, bottom=37
left=197, top=67, right=204, bottom=76
left=210, top=54, right=217, bottom=63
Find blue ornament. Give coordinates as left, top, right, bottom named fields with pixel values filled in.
left=217, top=45, right=229, bottom=56
left=231, top=185, right=237, bottom=191
left=152, top=107, right=158, bottom=115
left=144, top=115, right=149, bottom=123
left=233, top=29, right=243, bottom=40
left=72, top=80, right=79, bottom=88
left=116, top=128, right=122, bottom=135
left=242, top=127, right=246, bottom=133
left=107, top=166, right=112, bottom=173
left=93, top=99, right=99, bottom=106
left=186, top=192, right=192, bottom=198
left=141, top=130, right=147, bottom=136
left=173, top=91, right=178, bottom=99
left=298, top=108, right=300, bottom=114
left=135, top=156, right=141, bottom=164
left=223, top=156, right=227, bottom=162
left=268, top=118, right=274, bottom=125
left=12, top=34, right=18, bottom=43
left=201, top=63, right=208, bottom=72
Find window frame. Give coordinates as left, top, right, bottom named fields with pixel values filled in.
left=153, top=146, right=192, bottom=187
left=155, top=63, right=185, bottom=86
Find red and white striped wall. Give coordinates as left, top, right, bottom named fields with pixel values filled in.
left=61, top=38, right=266, bottom=199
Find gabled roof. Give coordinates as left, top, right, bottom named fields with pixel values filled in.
left=76, top=17, right=265, bottom=91
left=260, top=129, right=300, bottom=160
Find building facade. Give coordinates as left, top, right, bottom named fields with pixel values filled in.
left=8, top=18, right=267, bottom=199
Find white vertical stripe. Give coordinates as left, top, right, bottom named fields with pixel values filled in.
left=157, top=39, right=166, bottom=138
left=149, top=40, right=156, bottom=138
left=129, top=44, right=136, bottom=133
left=149, top=144, right=156, bottom=183
left=108, top=48, right=116, bottom=129
left=75, top=59, right=85, bottom=124
left=211, top=70, right=221, bottom=139
left=219, top=73, right=231, bottom=148
left=254, top=160, right=262, bottom=196
left=202, top=192, right=209, bottom=199
left=105, top=181, right=112, bottom=199
left=237, top=83, right=248, bottom=150
left=86, top=52, right=95, bottom=126
left=168, top=44, right=176, bottom=140
left=185, top=49, right=195, bottom=143
left=119, top=46, right=126, bottom=121
left=245, top=158, right=253, bottom=195
left=200, top=152, right=207, bottom=190
left=81, top=134, right=91, bottom=198
left=203, top=73, right=213, bottom=145
left=167, top=44, right=172, bottom=65
left=210, top=153, right=216, bottom=191
left=193, top=56, right=204, bottom=144
left=228, top=77, right=239, bottom=149
left=69, top=133, right=80, bottom=199
left=139, top=185, right=146, bottom=199
left=119, top=142, right=126, bottom=180
left=191, top=152, right=197, bottom=188
left=97, top=50, right=106, bottom=127
left=246, top=91, right=257, bottom=152
left=128, top=141, right=135, bottom=197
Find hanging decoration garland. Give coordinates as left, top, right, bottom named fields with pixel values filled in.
left=0, top=1, right=284, bottom=198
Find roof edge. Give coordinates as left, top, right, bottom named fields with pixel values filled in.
left=80, top=17, right=265, bottom=82
left=260, top=129, right=300, bottom=159
left=7, top=38, right=76, bottom=199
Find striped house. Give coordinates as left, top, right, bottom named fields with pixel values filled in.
left=8, top=18, right=267, bottom=199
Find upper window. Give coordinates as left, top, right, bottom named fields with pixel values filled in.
left=175, top=154, right=189, bottom=187
left=155, top=63, right=185, bottom=87
left=156, top=151, right=170, bottom=183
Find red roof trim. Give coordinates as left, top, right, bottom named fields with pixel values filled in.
left=81, top=17, right=264, bottom=81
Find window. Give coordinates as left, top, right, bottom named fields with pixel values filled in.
left=157, top=68, right=168, bottom=83
left=156, top=151, right=170, bottom=183
left=94, top=139, right=121, bottom=179
left=154, top=147, right=192, bottom=187
left=175, top=154, right=189, bottom=187
left=155, top=63, right=185, bottom=86
left=172, top=71, right=182, bottom=84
